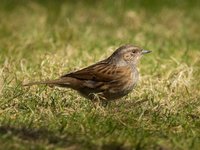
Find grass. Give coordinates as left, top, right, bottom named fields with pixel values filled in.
left=0, top=0, right=200, bottom=149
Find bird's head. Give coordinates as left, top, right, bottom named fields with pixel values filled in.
left=108, top=45, right=151, bottom=67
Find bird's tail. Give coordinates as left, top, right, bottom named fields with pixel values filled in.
left=24, top=79, right=70, bottom=87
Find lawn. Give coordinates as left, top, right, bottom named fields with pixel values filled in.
left=0, top=0, right=200, bottom=149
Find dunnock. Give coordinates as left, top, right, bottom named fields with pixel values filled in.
left=24, top=45, right=151, bottom=101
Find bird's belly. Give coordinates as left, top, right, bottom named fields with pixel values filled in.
left=105, top=81, right=137, bottom=100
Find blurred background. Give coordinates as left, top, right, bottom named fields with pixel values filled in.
left=1, top=0, right=199, bottom=65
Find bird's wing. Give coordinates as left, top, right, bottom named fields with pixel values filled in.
left=61, top=62, right=123, bottom=82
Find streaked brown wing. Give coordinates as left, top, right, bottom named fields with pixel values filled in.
left=61, top=62, right=121, bottom=82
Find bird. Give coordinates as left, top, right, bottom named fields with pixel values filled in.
left=24, top=45, right=151, bottom=102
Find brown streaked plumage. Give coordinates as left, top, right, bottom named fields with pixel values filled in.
left=24, top=45, right=151, bottom=101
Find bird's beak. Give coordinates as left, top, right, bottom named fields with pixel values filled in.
left=141, top=50, right=151, bottom=55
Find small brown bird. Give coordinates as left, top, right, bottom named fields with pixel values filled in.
left=24, top=45, right=151, bottom=101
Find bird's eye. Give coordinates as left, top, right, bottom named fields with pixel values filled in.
left=132, top=50, right=136, bottom=53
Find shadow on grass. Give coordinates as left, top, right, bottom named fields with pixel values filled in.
left=0, top=125, right=131, bottom=150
